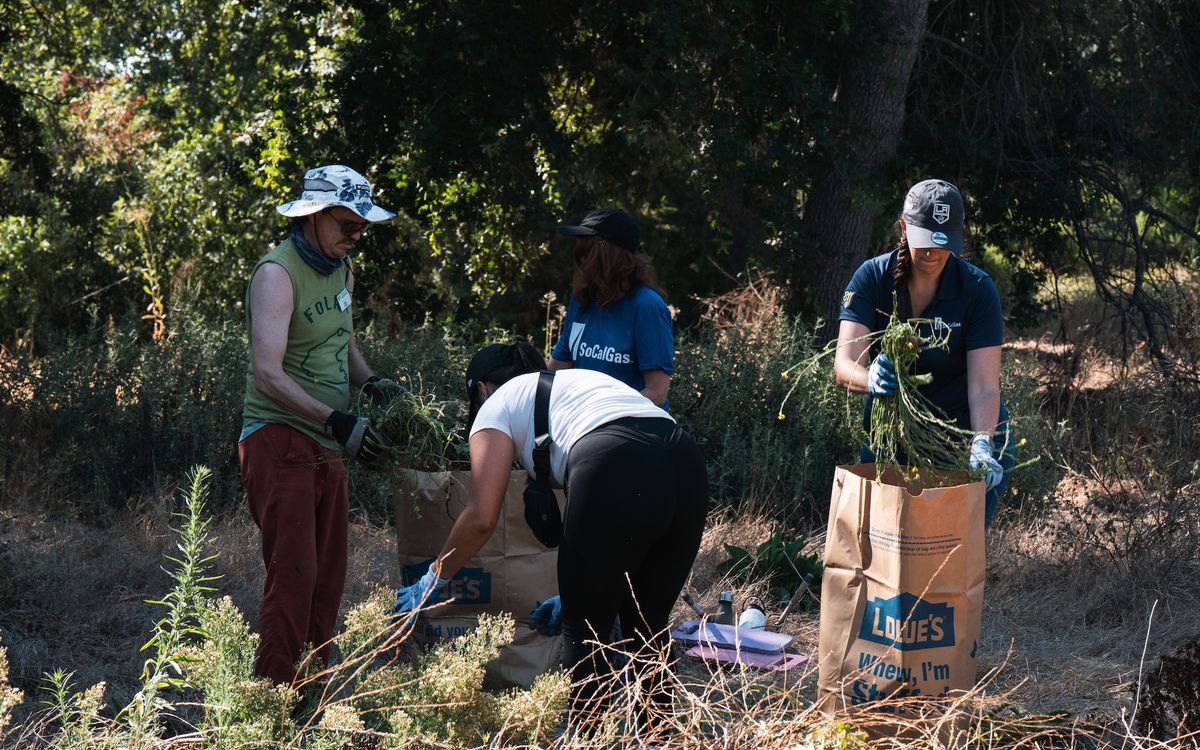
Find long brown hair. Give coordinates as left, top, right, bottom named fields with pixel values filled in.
left=571, top=236, right=667, bottom=311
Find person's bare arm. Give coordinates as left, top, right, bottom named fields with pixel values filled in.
left=433, top=429, right=514, bottom=578
left=641, top=369, right=671, bottom=407
left=547, top=357, right=575, bottom=371
left=834, top=320, right=873, bottom=395
left=249, top=263, right=335, bottom=426
left=966, top=346, right=1001, bottom=435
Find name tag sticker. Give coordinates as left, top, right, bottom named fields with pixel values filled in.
left=336, top=288, right=351, bottom=311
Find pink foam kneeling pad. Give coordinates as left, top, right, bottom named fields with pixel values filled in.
left=686, top=644, right=809, bottom=671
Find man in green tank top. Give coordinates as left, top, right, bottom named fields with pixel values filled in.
left=239, top=164, right=401, bottom=685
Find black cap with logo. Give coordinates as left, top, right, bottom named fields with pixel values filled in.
left=902, top=179, right=965, bottom=254
left=557, top=208, right=641, bottom=253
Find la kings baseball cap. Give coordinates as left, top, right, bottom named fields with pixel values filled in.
left=902, top=179, right=965, bottom=254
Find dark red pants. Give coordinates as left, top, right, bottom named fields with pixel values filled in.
left=239, top=424, right=348, bottom=685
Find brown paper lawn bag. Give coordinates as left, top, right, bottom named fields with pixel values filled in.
left=395, top=469, right=565, bottom=688
left=817, top=464, right=985, bottom=714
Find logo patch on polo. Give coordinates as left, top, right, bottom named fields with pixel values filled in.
left=933, top=202, right=951, bottom=224
left=842, top=290, right=855, bottom=309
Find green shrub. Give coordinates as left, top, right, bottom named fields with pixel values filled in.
left=999, top=364, right=1065, bottom=519
left=0, top=314, right=482, bottom=520
left=1, top=312, right=245, bottom=518
left=718, top=529, right=823, bottom=601
left=672, top=307, right=856, bottom=522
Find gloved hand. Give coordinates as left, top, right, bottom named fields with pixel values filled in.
left=362, top=375, right=404, bottom=406
left=394, top=566, right=450, bottom=622
left=529, top=595, right=563, bottom=637
left=324, top=410, right=387, bottom=463
left=969, top=434, right=1004, bottom=490
left=867, top=353, right=899, bottom=396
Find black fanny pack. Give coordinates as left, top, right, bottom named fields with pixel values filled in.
left=523, top=371, right=564, bottom=548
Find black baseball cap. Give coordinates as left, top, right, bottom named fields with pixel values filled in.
left=902, top=179, right=965, bottom=254
left=557, top=208, right=641, bottom=253
left=465, top=343, right=542, bottom=429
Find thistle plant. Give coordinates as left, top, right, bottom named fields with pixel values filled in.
left=780, top=294, right=981, bottom=486
left=119, top=465, right=218, bottom=739
left=867, top=301, right=976, bottom=484
left=353, top=377, right=468, bottom=472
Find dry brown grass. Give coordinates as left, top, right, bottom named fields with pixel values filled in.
left=0, top=500, right=400, bottom=718
left=2, top=484, right=1198, bottom=746
left=2, top=418, right=1196, bottom=744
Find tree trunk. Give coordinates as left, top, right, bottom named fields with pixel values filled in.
left=802, top=0, right=930, bottom=341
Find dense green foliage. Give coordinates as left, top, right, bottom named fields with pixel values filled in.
left=0, top=305, right=1061, bottom=524
left=1, top=0, right=1196, bottom=353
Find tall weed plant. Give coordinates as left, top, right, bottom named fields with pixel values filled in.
left=1, top=466, right=570, bottom=748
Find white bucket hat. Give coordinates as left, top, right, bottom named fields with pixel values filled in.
left=276, top=164, right=396, bottom=223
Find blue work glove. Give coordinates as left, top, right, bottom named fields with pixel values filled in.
left=529, top=596, right=563, bottom=637
left=867, top=353, right=898, bottom=396
left=394, top=567, right=449, bottom=626
left=969, top=434, right=1004, bottom=490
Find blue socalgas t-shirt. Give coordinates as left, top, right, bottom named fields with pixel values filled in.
left=839, top=250, right=1004, bottom=428
left=551, top=285, right=674, bottom=407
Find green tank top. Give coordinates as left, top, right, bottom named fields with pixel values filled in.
left=242, top=238, right=353, bottom=448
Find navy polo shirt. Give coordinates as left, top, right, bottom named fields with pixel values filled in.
left=839, top=249, right=1004, bottom=428
left=551, top=285, right=674, bottom=407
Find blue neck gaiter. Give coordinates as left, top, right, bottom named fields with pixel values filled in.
left=290, top=225, right=345, bottom=277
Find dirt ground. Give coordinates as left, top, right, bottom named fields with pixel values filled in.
left=1, top=474, right=1195, bottom=728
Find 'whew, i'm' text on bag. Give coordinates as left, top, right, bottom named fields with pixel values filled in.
left=817, top=464, right=985, bottom=716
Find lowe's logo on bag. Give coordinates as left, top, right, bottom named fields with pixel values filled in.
left=404, top=560, right=491, bottom=605
left=859, top=593, right=954, bottom=651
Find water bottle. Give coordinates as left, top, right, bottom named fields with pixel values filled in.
left=713, top=591, right=735, bottom=626
left=738, top=603, right=766, bottom=630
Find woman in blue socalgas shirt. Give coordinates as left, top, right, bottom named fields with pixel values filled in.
left=548, top=208, right=674, bottom=409
left=833, top=179, right=1015, bottom=528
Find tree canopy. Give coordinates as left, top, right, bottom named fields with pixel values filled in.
left=1, top=0, right=1196, bottom=357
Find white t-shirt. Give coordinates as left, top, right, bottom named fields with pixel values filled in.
left=468, top=368, right=671, bottom=487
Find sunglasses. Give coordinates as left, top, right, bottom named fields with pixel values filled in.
left=322, top=209, right=370, bottom=237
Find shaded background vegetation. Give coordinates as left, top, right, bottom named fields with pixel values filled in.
left=2, top=4, right=1200, bottom=743
left=1, top=0, right=1196, bottom=346
left=0, top=0, right=1197, bottom=522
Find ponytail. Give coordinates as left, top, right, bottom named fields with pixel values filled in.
left=464, top=340, right=548, bottom=429
left=508, top=341, right=546, bottom=378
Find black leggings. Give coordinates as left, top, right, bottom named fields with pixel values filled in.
left=558, top=416, right=708, bottom=731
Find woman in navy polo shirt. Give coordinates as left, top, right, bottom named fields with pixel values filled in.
left=548, top=208, right=674, bottom=409
left=833, top=179, right=1015, bottom=527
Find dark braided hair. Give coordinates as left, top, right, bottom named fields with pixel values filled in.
left=894, top=230, right=914, bottom=321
